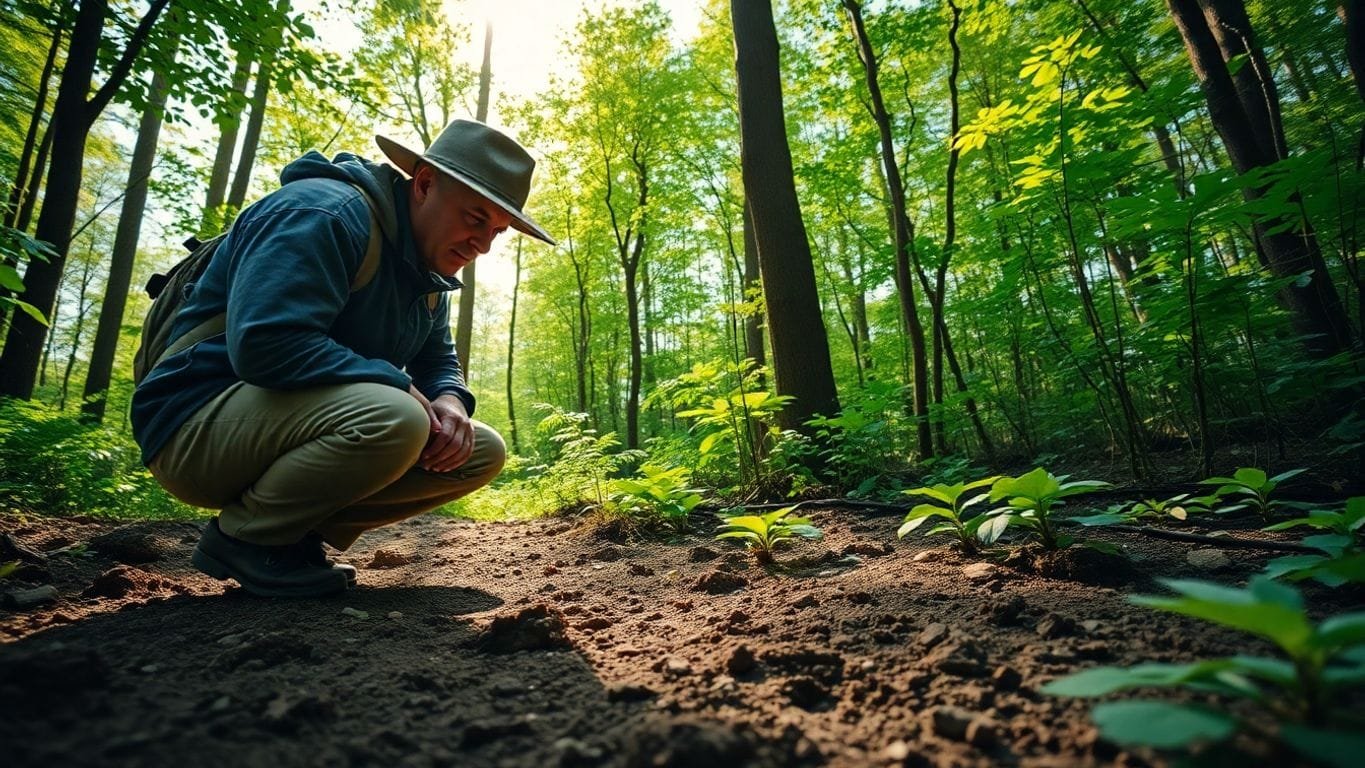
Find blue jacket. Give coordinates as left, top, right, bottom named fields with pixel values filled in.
left=131, top=152, right=474, bottom=464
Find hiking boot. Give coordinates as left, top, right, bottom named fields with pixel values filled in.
left=191, top=518, right=348, bottom=598
left=300, top=531, right=358, bottom=588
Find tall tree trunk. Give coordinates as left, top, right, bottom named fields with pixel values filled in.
left=15, top=119, right=55, bottom=233
left=731, top=0, right=841, bottom=433
left=455, top=20, right=492, bottom=373
left=0, top=0, right=170, bottom=400
left=227, top=0, right=291, bottom=211
left=60, top=251, right=97, bottom=411
left=203, top=49, right=253, bottom=233
left=81, top=40, right=177, bottom=423
left=1168, top=0, right=1355, bottom=358
left=3, top=5, right=64, bottom=230
left=842, top=0, right=930, bottom=456
left=505, top=237, right=521, bottom=453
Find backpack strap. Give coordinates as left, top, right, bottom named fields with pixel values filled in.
left=149, top=184, right=386, bottom=374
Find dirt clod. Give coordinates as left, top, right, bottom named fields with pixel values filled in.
left=82, top=565, right=177, bottom=599
left=474, top=605, right=572, bottom=653
left=727, top=644, right=757, bottom=675
left=693, top=569, right=748, bottom=594
left=367, top=549, right=418, bottom=568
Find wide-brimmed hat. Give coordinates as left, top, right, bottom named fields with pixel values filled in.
left=376, top=119, right=555, bottom=245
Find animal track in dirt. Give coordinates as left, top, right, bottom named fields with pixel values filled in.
left=0, top=508, right=1343, bottom=767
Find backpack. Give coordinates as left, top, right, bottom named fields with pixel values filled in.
left=132, top=184, right=385, bottom=385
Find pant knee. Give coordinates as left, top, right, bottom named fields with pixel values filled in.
left=345, top=384, right=431, bottom=460
left=473, top=422, right=507, bottom=478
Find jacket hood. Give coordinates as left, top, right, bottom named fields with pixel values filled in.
left=280, top=151, right=405, bottom=247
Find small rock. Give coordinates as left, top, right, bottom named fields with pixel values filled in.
left=1186, top=548, right=1232, bottom=571
left=1080, top=619, right=1103, bottom=633
left=882, top=740, right=911, bottom=761
left=726, top=645, right=757, bottom=675
left=1076, top=641, right=1111, bottom=660
left=2, top=584, right=58, bottom=610
left=842, top=541, right=892, bottom=558
left=606, top=683, right=656, bottom=702
left=664, top=657, right=692, bottom=676
left=984, top=595, right=1027, bottom=626
left=1036, top=613, right=1076, bottom=639
left=991, top=665, right=1022, bottom=691
left=627, top=562, right=654, bottom=577
left=962, top=562, right=998, bottom=581
left=911, top=550, right=938, bottom=562
left=929, top=705, right=975, bottom=740
left=387, top=611, right=403, bottom=620
left=139, top=664, right=159, bottom=674
left=791, top=594, right=819, bottom=609
left=590, top=546, right=624, bottom=562
left=577, top=616, right=613, bottom=631
left=917, top=622, right=949, bottom=648
left=341, top=607, right=369, bottom=620
left=216, top=633, right=246, bottom=647
left=209, top=695, right=231, bottom=712
left=367, top=549, right=418, bottom=569
left=542, top=565, right=559, bottom=576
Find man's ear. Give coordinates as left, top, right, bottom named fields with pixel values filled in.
left=411, top=164, right=436, bottom=203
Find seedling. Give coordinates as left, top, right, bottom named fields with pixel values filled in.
left=982, top=467, right=1112, bottom=550
left=1262, top=497, right=1365, bottom=587
left=1070, top=493, right=1211, bottom=527
left=1044, top=577, right=1365, bottom=764
left=609, top=464, right=705, bottom=531
left=897, top=476, right=1001, bottom=551
left=715, top=506, right=822, bottom=565
left=1199, top=467, right=1306, bottom=522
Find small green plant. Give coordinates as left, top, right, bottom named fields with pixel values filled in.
left=982, top=467, right=1112, bottom=550
left=1070, top=493, right=1212, bottom=527
left=897, top=476, right=1002, bottom=551
left=1199, top=467, right=1307, bottom=522
left=1262, top=497, right=1365, bottom=587
left=609, top=464, right=705, bottom=531
left=715, top=506, right=822, bottom=564
left=531, top=404, right=644, bottom=512
left=806, top=381, right=912, bottom=496
left=1044, top=577, right=1365, bottom=765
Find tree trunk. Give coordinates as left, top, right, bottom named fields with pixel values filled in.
left=81, top=44, right=177, bottom=423
left=15, top=119, right=55, bottom=233
left=741, top=197, right=766, bottom=379
left=60, top=251, right=97, bottom=411
left=455, top=21, right=493, bottom=374
left=731, top=0, right=841, bottom=433
left=0, top=0, right=170, bottom=400
left=3, top=5, right=64, bottom=230
left=203, top=48, right=253, bottom=233
left=1168, top=0, right=1355, bottom=357
left=505, top=237, right=521, bottom=453
left=842, top=0, right=930, bottom=456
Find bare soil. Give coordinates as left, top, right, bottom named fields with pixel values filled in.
left=0, top=506, right=1357, bottom=768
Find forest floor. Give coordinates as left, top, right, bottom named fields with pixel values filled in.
left=2, top=480, right=1360, bottom=768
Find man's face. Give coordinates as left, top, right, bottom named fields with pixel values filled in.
left=408, top=164, right=513, bottom=277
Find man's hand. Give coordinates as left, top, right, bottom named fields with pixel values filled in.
left=419, top=393, right=475, bottom=472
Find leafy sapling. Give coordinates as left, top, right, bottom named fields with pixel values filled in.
left=1199, top=467, right=1307, bottom=522
left=715, top=506, right=822, bottom=565
left=609, top=464, right=705, bottom=531
left=1069, top=493, right=1211, bottom=527
left=898, top=476, right=1001, bottom=552
left=1044, top=577, right=1365, bottom=766
left=1262, top=497, right=1365, bottom=587
left=982, top=467, right=1112, bottom=550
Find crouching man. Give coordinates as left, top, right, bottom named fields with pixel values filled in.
left=132, top=120, right=554, bottom=597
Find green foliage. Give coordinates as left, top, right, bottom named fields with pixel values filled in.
left=806, top=381, right=912, bottom=497
left=1044, top=578, right=1365, bottom=763
left=1070, top=493, right=1212, bottom=527
left=1199, top=467, right=1307, bottom=522
left=0, top=223, right=53, bottom=326
left=898, top=476, right=1001, bottom=551
left=1262, top=498, right=1365, bottom=587
left=715, top=506, right=822, bottom=565
left=609, top=464, right=704, bottom=531
left=983, top=467, right=1112, bottom=550
left=530, top=404, right=643, bottom=512
left=0, top=399, right=190, bottom=519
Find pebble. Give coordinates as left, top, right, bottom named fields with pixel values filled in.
left=911, top=550, right=938, bottom=562
left=664, top=657, right=692, bottom=676
left=2, top=585, right=58, bottom=610
left=962, top=562, right=997, bottom=580
left=917, top=622, right=949, bottom=648
left=341, top=607, right=369, bottom=620
left=1186, top=548, right=1232, bottom=571
left=387, top=611, right=403, bottom=620
left=882, top=740, right=911, bottom=761
left=991, top=664, right=1022, bottom=691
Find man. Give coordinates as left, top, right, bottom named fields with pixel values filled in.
left=131, top=119, right=554, bottom=598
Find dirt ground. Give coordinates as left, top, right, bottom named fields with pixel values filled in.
left=0, top=503, right=1357, bottom=768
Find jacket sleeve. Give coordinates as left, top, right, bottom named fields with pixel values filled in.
left=406, top=292, right=477, bottom=415
left=223, top=202, right=412, bottom=392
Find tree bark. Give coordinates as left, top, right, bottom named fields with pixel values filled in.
left=842, top=0, right=930, bottom=456
left=455, top=20, right=492, bottom=374
left=3, top=5, right=64, bottom=230
left=0, top=0, right=170, bottom=400
left=227, top=1, right=290, bottom=212
left=81, top=40, right=177, bottom=423
left=1168, top=0, right=1355, bottom=358
left=203, top=48, right=253, bottom=232
left=731, top=0, right=841, bottom=433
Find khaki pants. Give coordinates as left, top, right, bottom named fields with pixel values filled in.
left=149, top=382, right=504, bottom=550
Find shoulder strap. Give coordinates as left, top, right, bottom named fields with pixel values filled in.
left=348, top=184, right=384, bottom=293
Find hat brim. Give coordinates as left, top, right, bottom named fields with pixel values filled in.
left=376, top=134, right=556, bottom=246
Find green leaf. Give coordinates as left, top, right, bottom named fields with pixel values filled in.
left=1069, top=513, right=1131, bottom=526
left=1233, top=467, right=1269, bottom=488
left=784, top=524, right=823, bottom=540
left=0, top=264, right=24, bottom=291
left=1133, top=578, right=1313, bottom=654
left=904, top=485, right=955, bottom=505
left=1315, top=612, right=1365, bottom=651
left=1280, top=725, right=1365, bottom=768
left=977, top=513, right=1012, bottom=544
left=1090, top=700, right=1237, bottom=748
left=1267, top=468, right=1307, bottom=485
left=1302, top=534, right=1353, bottom=555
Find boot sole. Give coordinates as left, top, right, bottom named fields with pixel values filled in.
left=191, top=546, right=348, bottom=599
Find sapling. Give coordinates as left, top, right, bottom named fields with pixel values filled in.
left=1199, top=467, right=1307, bottom=522
left=715, top=506, right=822, bottom=565
left=897, top=476, right=1001, bottom=551
left=982, top=467, right=1112, bottom=550
left=1069, top=493, right=1214, bottom=527
left=1044, top=577, right=1365, bottom=766
left=609, top=464, right=705, bottom=531
left=1262, top=497, right=1365, bottom=587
